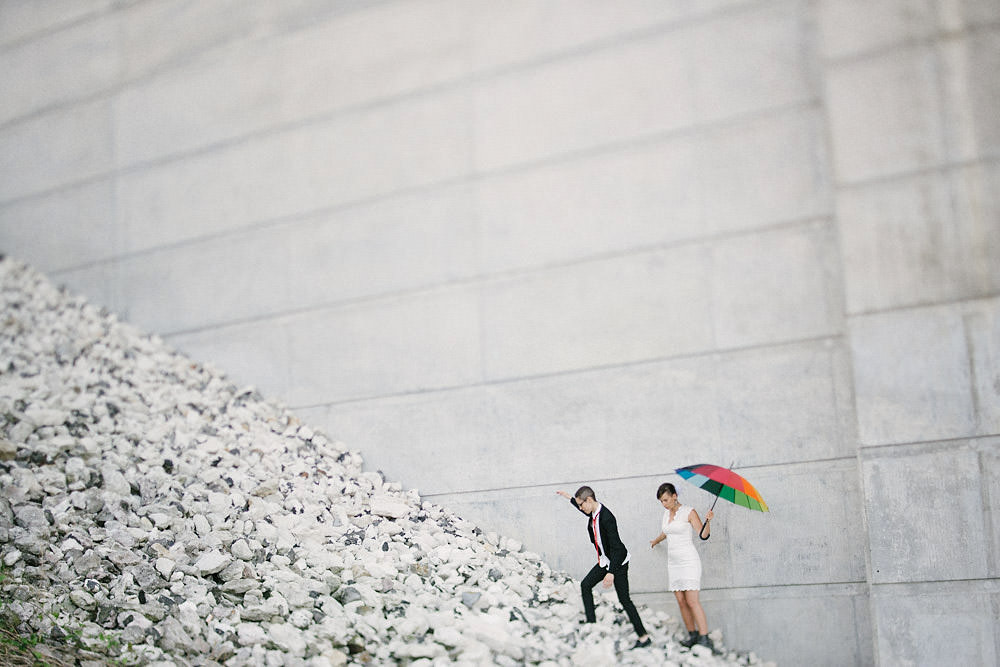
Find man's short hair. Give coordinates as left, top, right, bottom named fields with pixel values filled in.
left=574, top=486, right=596, bottom=502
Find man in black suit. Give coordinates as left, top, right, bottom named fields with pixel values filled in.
left=557, top=486, right=651, bottom=649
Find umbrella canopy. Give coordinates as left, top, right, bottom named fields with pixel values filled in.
left=675, top=463, right=769, bottom=512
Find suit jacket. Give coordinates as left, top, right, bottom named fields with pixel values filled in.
left=570, top=498, right=629, bottom=575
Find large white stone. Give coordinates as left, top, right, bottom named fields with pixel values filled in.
left=194, top=550, right=231, bottom=576
left=155, top=557, right=176, bottom=579
left=267, top=623, right=306, bottom=657
left=370, top=496, right=410, bottom=520
left=23, top=407, right=68, bottom=427
left=101, top=466, right=132, bottom=497
left=230, top=539, right=253, bottom=561
left=236, top=622, right=268, bottom=646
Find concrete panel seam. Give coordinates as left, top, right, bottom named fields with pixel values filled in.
left=834, top=154, right=1000, bottom=193
left=419, top=455, right=860, bottom=499
left=846, top=290, right=1000, bottom=319
left=816, top=31, right=864, bottom=608
left=0, top=0, right=402, bottom=99
left=964, top=312, right=985, bottom=427
left=871, top=576, right=1000, bottom=591
left=978, top=448, right=997, bottom=577
left=822, top=19, right=1000, bottom=68
left=858, top=434, right=1000, bottom=457
left=0, top=4, right=118, bottom=53
left=32, top=103, right=831, bottom=276
left=637, top=580, right=868, bottom=596
left=635, top=580, right=868, bottom=599
left=0, top=91, right=821, bottom=214
left=835, top=154, right=1000, bottom=191
left=81, top=214, right=833, bottom=338
left=0, top=0, right=779, bottom=133
left=277, top=332, right=848, bottom=412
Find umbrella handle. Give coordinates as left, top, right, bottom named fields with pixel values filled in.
left=699, top=495, right=720, bottom=540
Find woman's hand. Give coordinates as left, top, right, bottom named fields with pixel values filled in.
left=705, top=510, right=714, bottom=522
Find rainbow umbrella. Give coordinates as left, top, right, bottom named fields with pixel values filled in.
left=675, top=463, right=768, bottom=538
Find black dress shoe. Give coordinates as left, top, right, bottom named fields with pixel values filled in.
left=631, top=637, right=652, bottom=649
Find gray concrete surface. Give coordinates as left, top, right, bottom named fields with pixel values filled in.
left=2, top=1, right=998, bottom=664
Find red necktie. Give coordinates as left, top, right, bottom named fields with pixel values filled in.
left=592, top=513, right=601, bottom=562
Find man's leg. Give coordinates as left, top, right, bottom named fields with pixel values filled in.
left=580, top=564, right=606, bottom=623
left=612, top=564, right=647, bottom=637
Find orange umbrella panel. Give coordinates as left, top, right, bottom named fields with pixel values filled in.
left=675, top=463, right=769, bottom=512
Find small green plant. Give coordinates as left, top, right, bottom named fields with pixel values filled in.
left=63, top=625, right=83, bottom=646
left=98, top=631, right=121, bottom=651
left=0, top=621, right=45, bottom=666
left=0, top=566, right=85, bottom=666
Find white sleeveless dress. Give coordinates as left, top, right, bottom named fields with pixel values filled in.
left=662, top=505, right=702, bottom=591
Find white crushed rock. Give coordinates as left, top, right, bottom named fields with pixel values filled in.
left=0, top=257, right=770, bottom=666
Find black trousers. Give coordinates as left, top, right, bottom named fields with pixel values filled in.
left=580, top=562, right=647, bottom=637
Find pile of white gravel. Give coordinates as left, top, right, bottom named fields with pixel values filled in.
left=0, top=256, right=768, bottom=666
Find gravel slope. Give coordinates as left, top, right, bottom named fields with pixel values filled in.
left=0, top=257, right=768, bottom=666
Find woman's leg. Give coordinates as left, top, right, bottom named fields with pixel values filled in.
left=683, top=590, right=708, bottom=635
left=673, top=591, right=695, bottom=632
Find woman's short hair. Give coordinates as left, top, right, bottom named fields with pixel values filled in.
left=656, top=482, right=677, bottom=499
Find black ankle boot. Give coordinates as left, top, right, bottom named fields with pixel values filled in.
left=695, top=634, right=714, bottom=651
left=680, top=631, right=698, bottom=647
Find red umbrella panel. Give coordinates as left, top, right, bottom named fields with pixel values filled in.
left=675, top=463, right=769, bottom=512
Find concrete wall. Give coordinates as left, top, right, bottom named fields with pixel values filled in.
left=1, top=1, right=998, bottom=664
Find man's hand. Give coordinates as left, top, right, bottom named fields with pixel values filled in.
left=556, top=490, right=571, bottom=499
left=602, top=573, right=614, bottom=589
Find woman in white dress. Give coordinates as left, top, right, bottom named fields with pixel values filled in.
left=650, top=482, right=714, bottom=650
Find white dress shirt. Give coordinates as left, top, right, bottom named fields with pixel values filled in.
left=592, top=503, right=629, bottom=569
